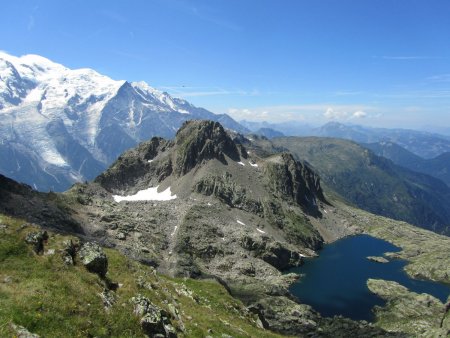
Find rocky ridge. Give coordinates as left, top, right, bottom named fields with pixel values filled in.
left=58, top=120, right=397, bottom=336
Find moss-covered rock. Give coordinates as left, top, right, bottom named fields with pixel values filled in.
left=78, top=242, right=108, bottom=277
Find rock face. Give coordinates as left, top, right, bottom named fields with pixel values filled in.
left=264, top=152, right=326, bottom=216
left=194, top=172, right=263, bottom=215
left=78, top=242, right=108, bottom=277
left=240, top=235, right=304, bottom=270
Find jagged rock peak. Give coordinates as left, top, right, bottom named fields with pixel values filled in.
left=94, top=136, right=172, bottom=192
left=174, top=120, right=242, bottom=176
left=264, top=152, right=327, bottom=215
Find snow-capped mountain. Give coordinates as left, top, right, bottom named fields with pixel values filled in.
left=0, top=51, right=247, bottom=191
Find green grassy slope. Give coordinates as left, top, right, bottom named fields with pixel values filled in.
left=0, top=214, right=285, bottom=338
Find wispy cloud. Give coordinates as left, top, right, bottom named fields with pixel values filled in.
left=192, top=8, right=241, bottom=31
left=373, top=55, right=444, bottom=60
left=27, top=6, right=39, bottom=31
left=113, top=50, right=147, bottom=62
left=334, top=90, right=364, bottom=96
left=162, top=86, right=260, bottom=98
left=374, top=90, right=450, bottom=99
left=27, top=15, right=35, bottom=31
left=227, top=104, right=376, bottom=122
left=324, top=108, right=367, bottom=120
left=100, top=10, right=128, bottom=24
left=161, top=0, right=241, bottom=31
left=427, top=74, right=450, bottom=82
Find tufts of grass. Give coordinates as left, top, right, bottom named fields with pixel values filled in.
left=0, top=214, right=286, bottom=338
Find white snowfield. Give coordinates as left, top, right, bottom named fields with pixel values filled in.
left=113, top=186, right=177, bottom=202
left=237, top=161, right=245, bottom=166
left=236, top=220, right=246, bottom=226
left=249, top=161, right=258, bottom=167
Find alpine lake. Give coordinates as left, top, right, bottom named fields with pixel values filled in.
left=289, top=234, right=450, bottom=321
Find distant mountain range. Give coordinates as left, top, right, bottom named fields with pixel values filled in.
left=312, top=122, right=450, bottom=159
left=0, top=52, right=247, bottom=191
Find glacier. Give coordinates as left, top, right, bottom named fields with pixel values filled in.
left=0, top=51, right=247, bottom=191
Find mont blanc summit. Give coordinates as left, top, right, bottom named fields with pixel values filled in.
left=0, top=52, right=245, bottom=191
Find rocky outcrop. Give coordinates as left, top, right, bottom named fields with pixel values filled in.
left=131, top=294, right=177, bottom=337
left=78, top=242, right=108, bottom=277
left=24, top=231, right=48, bottom=254
left=250, top=296, right=319, bottom=335
left=240, top=235, right=303, bottom=270
left=319, top=316, right=405, bottom=337
left=264, top=152, right=326, bottom=216
left=367, top=279, right=450, bottom=337
left=99, top=288, right=116, bottom=309
left=174, top=120, right=241, bottom=176
left=10, top=323, right=40, bottom=338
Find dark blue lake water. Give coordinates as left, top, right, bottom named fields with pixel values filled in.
left=289, top=234, right=450, bottom=321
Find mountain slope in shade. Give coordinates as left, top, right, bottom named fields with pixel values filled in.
left=364, top=141, right=450, bottom=187
left=0, top=52, right=247, bottom=191
left=268, top=137, right=450, bottom=235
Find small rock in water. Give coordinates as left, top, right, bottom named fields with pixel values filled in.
left=367, top=256, right=389, bottom=263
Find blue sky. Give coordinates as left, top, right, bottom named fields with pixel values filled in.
left=1, top=0, right=450, bottom=128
